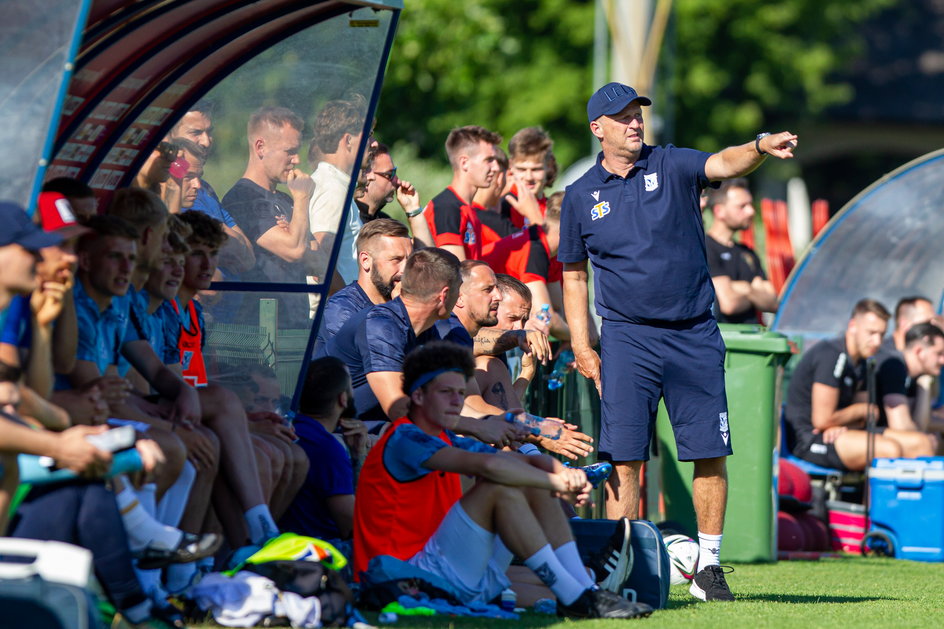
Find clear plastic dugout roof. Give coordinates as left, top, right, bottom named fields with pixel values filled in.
left=3, top=0, right=402, bottom=408
left=774, top=148, right=944, bottom=341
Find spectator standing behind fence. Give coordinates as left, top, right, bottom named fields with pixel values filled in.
left=424, top=126, right=503, bottom=261
left=704, top=178, right=778, bottom=324
left=560, top=82, right=799, bottom=602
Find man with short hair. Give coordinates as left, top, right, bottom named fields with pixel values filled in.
left=172, top=137, right=254, bottom=274
left=222, top=106, right=315, bottom=326
left=561, top=82, right=799, bottom=601
left=308, top=97, right=368, bottom=289
left=360, top=143, right=434, bottom=248
left=705, top=178, right=777, bottom=323
left=784, top=299, right=933, bottom=472
left=325, top=249, right=524, bottom=446
left=873, top=314, right=942, bottom=453
left=172, top=211, right=288, bottom=545
left=502, top=126, right=557, bottom=229
left=475, top=274, right=535, bottom=408
left=472, top=146, right=519, bottom=251
left=280, top=356, right=364, bottom=540
left=353, top=341, right=652, bottom=619
left=315, top=218, right=412, bottom=351
left=883, top=296, right=939, bottom=429
left=423, top=126, right=503, bottom=261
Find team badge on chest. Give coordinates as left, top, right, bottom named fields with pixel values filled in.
left=644, top=172, right=659, bottom=192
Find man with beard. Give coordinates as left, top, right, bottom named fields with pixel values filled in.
left=704, top=179, right=777, bottom=323
left=314, top=218, right=412, bottom=353
left=279, top=356, right=365, bottom=540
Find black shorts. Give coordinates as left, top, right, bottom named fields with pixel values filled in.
left=794, top=427, right=886, bottom=471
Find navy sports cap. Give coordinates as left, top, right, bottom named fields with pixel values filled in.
left=0, top=201, right=63, bottom=250
left=587, top=82, right=652, bottom=123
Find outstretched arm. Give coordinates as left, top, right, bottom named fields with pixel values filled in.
left=705, top=131, right=798, bottom=181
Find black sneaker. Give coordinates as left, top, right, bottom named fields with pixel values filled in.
left=558, top=588, right=653, bottom=619
left=586, top=516, right=633, bottom=592
left=689, top=565, right=735, bottom=601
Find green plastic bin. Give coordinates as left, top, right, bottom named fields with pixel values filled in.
left=656, top=324, right=792, bottom=562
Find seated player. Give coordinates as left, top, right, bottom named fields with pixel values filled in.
left=170, top=210, right=293, bottom=545
left=353, top=341, right=651, bottom=619
left=325, top=248, right=528, bottom=445
left=873, top=322, right=941, bottom=453
left=475, top=274, right=536, bottom=407
left=784, top=299, right=930, bottom=471
left=280, top=356, right=366, bottom=541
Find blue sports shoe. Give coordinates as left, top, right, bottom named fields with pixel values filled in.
left=566, top=461, right=614, bottom=488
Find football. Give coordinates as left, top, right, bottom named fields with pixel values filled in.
left=663, top=534, right=699, bottom=585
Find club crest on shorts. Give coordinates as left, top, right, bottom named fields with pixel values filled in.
left=644, top=172, right=659, bottom=191
left=719, top=412, right=729, bottom=445
left=590, top=200, right=610, bottom=221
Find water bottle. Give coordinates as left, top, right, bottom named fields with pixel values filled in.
left=547, top=348, right=575, bottom=391
left=499, top=588, right=517, bottom=612
left=565, top=460, right=614, bottom=488
left=535, top=303, right=552, bottom=327
left=18, top=448, right=144, bottom=485
left=504, top=411, right=562, bottom=440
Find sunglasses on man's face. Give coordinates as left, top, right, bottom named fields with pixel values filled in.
left=156, top=141, right=180, bottom=162
left=373, top=166, right=397, bottom=182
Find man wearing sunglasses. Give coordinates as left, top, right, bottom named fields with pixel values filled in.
left=361, top=144, right=433, bottom=248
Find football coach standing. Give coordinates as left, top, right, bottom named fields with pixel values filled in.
left=560, top=82, right=797, bottom=602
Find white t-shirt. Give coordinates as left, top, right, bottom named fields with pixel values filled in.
left=308, top=161, right=362, bottom=317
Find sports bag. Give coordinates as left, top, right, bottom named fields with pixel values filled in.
left=570, top=518, right=671, bottom=609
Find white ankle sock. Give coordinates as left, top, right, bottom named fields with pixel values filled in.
left=697, top=532, right=722, bottom=569
left=554, top=541, right=595, bottom=589
left=157, top=461, right=195, bottom=527
left=244, top=504, right=279, bottom=545
left=524, top=544, right=586, bottom=606
left=115, top=487, right=182, bottom=552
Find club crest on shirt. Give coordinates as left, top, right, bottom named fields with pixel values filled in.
left=644, top=172, right=659, bottom=191
left=182, top=350, right=194, bottom=370
left=463, top=221, right=476, bottom=245
left=590, top=200, right=610, bottom=221
left=743, top=252, right=756, bottom=271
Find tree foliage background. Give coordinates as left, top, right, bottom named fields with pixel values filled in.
left=378, top=0, right=897, bottom=174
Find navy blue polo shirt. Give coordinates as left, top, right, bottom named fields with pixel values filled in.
left=558, top=146, right=715, bottom=322
left=314, top=282, right=373, bottom=357
left=325, top=298, right=470, bottom=421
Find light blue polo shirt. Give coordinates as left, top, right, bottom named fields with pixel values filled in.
left=73, top=278, right=128, bottom=376
left=557, top=145, right=715, bottom=323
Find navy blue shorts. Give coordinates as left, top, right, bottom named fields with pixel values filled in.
left=598, top=314, right=733, bottom=462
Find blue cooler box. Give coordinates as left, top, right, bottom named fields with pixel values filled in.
left=869, top=457, right=944, bottom=562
